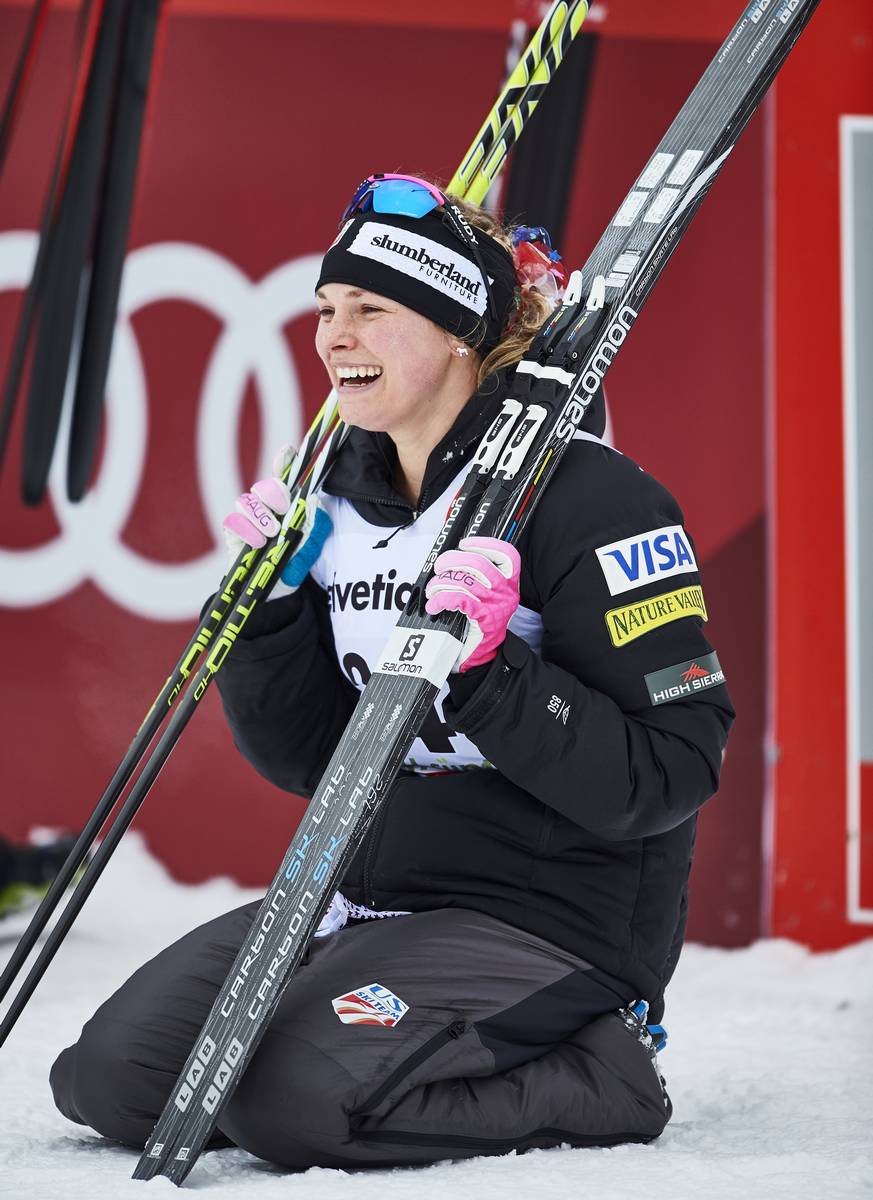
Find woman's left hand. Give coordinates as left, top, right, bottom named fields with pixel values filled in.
left=424, top=536, right=521, bottom=673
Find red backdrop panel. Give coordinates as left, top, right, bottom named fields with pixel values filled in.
left=0, top=6, right=766, bottom=944
left=0, top=0, right=767, bottom=42
left=770, top=0, right=873, bottom=947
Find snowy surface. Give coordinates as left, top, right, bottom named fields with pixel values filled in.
left=1, top=834, right=871, bottom=1200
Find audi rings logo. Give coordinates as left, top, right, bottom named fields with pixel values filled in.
left=0, top=232, right=321, bottom=619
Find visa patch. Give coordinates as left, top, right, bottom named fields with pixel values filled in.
left=332, top=982, right=409, bottom=1027
left=605, top=585, right=708, bottom=647
left=596, top=524, right=697, bottom=596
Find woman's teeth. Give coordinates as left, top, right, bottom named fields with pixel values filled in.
left=336, top=366, right=383, bottom=387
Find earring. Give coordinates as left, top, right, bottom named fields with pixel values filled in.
left=453, top=344, right=470, bottom=357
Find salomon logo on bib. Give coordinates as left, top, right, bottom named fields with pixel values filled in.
left=399, top=634, right=423, bottom=661
left=596, top=524, right=697, bottom=596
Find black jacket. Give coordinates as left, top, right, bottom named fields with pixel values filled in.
left=215, top=379, right=734, bottom=1021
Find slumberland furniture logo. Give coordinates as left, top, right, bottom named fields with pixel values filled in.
left=348, top=221, right=488, bottom=314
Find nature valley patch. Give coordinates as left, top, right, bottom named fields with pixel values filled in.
left=605, top=585, right=708, bottom=647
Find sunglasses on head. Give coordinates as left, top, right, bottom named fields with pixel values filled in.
left=340, top=173, right=499, bottom=325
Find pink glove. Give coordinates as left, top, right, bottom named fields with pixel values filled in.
left=424, top=536, right=521, bottom=673
left=222, top=446, right=294, bottom=559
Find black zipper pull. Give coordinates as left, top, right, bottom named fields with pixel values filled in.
left=371, top=508, right=421, bottom=550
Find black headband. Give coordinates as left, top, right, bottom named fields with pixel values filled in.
left=316, top=212, right=518, bottom=352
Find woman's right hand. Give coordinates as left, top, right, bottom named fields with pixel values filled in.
left=221, top=445, right=332, bottom=591
left=222, top=445, right=295, bottom=557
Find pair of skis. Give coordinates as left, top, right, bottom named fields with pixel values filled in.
left=134, top=0, right=822, bottom=1184
left=0, top=1, right=591, bottom=1047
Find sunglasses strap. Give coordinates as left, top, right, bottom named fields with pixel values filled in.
left=440, top=202, right=499, bottom=327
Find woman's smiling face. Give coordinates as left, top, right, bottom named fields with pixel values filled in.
left=315, top=284, right=460, bottom=438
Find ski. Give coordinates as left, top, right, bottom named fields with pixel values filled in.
left=134, top=0, right=821, bottom=1182
left=448, top=0, right=590, bottom=205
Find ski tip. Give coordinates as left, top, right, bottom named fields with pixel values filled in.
left=132, top=1150, right=191, bottom=1187
left=132, top=1137, right=175, bottom=1183
left=131, top=1156, right=160, bottom=1182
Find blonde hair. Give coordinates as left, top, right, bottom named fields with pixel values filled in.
left=444, top=192, right=558, bottom=389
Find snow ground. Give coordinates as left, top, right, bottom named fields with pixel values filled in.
left=1, top=834, right=871, bottom=1200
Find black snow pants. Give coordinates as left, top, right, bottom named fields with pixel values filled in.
left=50, top=905, right=671, bottom=1169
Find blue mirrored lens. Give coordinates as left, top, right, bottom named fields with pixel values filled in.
left=370, top=180, right=442, bottom=219
left=343, top=180, right=375, bottom=220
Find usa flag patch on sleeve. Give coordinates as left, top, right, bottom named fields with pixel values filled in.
left=331, top=983, right=410, bottom=1027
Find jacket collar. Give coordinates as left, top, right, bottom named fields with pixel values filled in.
left=322, top=378, right=505, bottom=524
left=320, top=368, right=606, bottom=526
